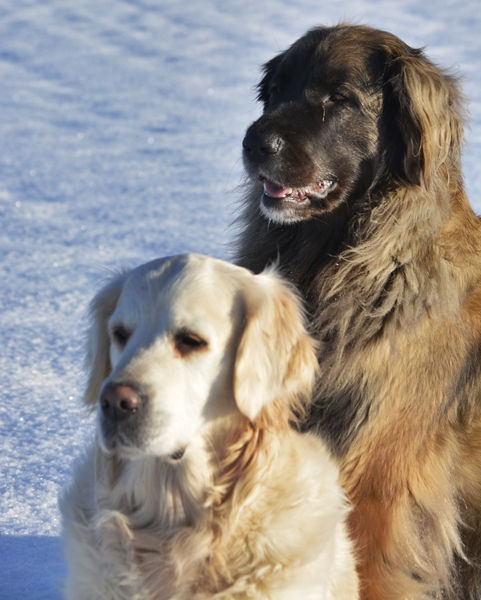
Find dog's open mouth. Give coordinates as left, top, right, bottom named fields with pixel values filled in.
left=262, top=177, right=338, bottom=206
left=259, top=176, right=341, bottom=224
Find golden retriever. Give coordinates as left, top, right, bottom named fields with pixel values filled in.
left=236, top=23, right=481, bottom=599
left=60, top=254, right=359, bottom=600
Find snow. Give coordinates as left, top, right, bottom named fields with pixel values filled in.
left=0, top=0, right=479, bottom=597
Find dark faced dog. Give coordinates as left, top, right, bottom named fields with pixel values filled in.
left=236, top=23, right=481, bottom=600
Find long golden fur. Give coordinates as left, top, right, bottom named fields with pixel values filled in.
left=236, top=23, right=481, bottom=600
left=60, top=254, right=359, bottom=599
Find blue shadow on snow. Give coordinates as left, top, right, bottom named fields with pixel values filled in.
left=0, top=535, right=66, bottom=600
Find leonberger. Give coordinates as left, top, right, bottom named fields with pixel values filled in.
left=236, top=23, right=481, bottom=600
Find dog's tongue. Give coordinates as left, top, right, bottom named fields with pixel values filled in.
left=263, top=179, right=293, bottom=199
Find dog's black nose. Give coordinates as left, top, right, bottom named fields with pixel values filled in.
left=100, top=383, right=141, bottom=422
left=242, top=128, right=283, bottom=162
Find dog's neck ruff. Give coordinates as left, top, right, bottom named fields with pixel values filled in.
left=95, top=444, right=211, bottom=531
left=94, top=414, right=278, bottom=533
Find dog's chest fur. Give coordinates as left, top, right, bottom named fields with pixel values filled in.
left=61, top=426, right=356, bottom=600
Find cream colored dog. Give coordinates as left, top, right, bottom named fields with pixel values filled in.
left=60, top=254, right=358, bottom=600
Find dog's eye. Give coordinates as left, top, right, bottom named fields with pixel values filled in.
left=111, top=325, right=131, bottom=347
left=328, top=93, right=349, bottom=103
left=174, top=331, right=208, bottom=356
left=269, top=84, right=282, bottom=101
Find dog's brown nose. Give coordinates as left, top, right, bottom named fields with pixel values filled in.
left=100, top=383, right=141, bottom=421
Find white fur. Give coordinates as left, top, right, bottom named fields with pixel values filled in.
left=60, top=253, right=358, bottom=599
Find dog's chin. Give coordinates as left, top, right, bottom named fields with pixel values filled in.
left=104, top=444, right=187, bottom=464
left=259, top=178, right=339, bottom=224
left=98, top=432, right=186, bottom=463
left=261, top=194, right=312, bottom=224
left=98, top=433, right=143, bottom=459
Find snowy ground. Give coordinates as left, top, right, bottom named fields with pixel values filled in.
left=0, top=0, right=479, bottom=597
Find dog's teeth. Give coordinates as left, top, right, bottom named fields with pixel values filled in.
left=263, top=178, right=336, bottom=204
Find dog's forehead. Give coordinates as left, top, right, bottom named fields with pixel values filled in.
left=126, top=255, right=188, bottom=291
left=115, top=255, right=186, bottom=309
left=117, top=254, right=249, bottom=324
left=277, top=27, right=385, bottom=89
left=165, top=255, right=251, bottom=321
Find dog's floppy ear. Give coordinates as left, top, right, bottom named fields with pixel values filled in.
left=234, top=269, right=318, bottom=422
left=84, top=274, right=125, bottom=406
left=383, top=43, right=465, bottom=189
